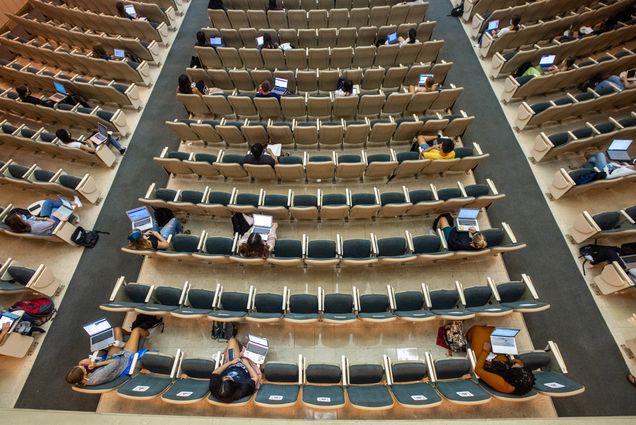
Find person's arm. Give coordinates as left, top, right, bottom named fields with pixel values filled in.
left=266, top=148, right=279, bottom=164
left=241, top=357, right=261, bottom=384
left=212, top=356, right=240, bottom=375
left=474, top=343, right=516, bottom=394
left=0, top=323, right=10, bottom=346
left=80, top=140, right=96, bottom=153
left=146, top=231, right=170, bottom=250
left=266, top=223, right=278, bottom=250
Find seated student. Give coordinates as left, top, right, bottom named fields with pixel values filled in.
left=409, top=77, right=439, bottom=94
left=375, top=37, right=387, bottom=48
left=16, top=85, right=53, bottom=108
left=466, top=325, right=536, bottom=395
left=65, top=326, right=149, bottom=387
left=479, top=14, right=520, bottom=46
left=260, top=33, right=279, bottom=50
left=195, top=31, right=211, bottom=48
left=434, top=213, right=487, bottom=251
left=177, top=73, right=208, bottom=96
left=237, top=219, right=278, bottom=258
left=594, top=71, right=636, bottom=92
left=4, top=196, right=82, bottom=235
left=335, top=79, right=354, bottom=97
left=209, top=332, right=262, bottom=403
left=255, top=81, right=280, bottom=100
left=208, top=0, right=226, bottom=10
left=127, top=217, right=186, bottom=251
left=92, top=45, right=140, bottom=70
left=243, top=143, right=278, bottom=167
left=545, top=56, right=576, bottom=74
left=56, top=128, right=126, bottom=155
left=398, top=28, right=418, bottom=46
left=579, top=151, right=636, bottom=180
left=0, top=322, right=10, bottom=346
left=418, top=137, right=455, bottom=160
left=267, top=0, right=283, bottom=10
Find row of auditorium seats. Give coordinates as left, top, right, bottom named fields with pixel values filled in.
left=568, top=205, right=636, bottom=243
left=548, top=167, right=636, bottom=200
left=155, top=145, right=487, bottom=180
left=462, top=0, right=527, bottom=22
left=62, top=0, right=177, bottom=26
left=489, top=22, right=636, bottom=78
left=101, top=275, right=549, bottom=321
left=479, top=0, right=632, bottom=58
left=187, top=62, right=452, bottom=94
left=166, top=113, right=474, bottom=147
left=0, top=258, right=59, bottom=297
left=0, top=34, right=152, bottom=85
left=0, top=59, right=142, bottom=109
left=31, top=0, right=168, bottom=43
left=502, top=48, right=636, bottom=102
left=121, top=225, right=525, bottom=265
left=0, top=121, right=116, bottom=167
left=0, top=159, right=101, bottom=203
left=531, top=112, right=636, bottom=162
left=178, top=86, right=462, bottom=119
left=219, top=0, right=409, bottom=11
left=0, top=203, right=78, bottom=244
left=73, top=345, right=583, bottom=404
left=194, top=41, right=443, bottom=71
left=208, top=2, right=426, bottom=29
left=139, top=180, right=503, bottom=219
left=200, top=22, right=436, bottom=49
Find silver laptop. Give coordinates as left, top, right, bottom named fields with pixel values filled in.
left=490, top=327, right=520, bottom=355
left=252, top=214, right=273, bottom=236
left=49, top=81, right=68, bottom=103
left=456, top=208, right=480, bottom=232
left=210, top=36, right=222, bottom=47
left=607, top=139, right=632, bottom=161
left=272, top=77, right=288, bottom=96
left=114, top=48, right=126, bottom=59
left=256, top=36, right=264, bottom=47
left=83, top=318, right=115, bottom=352
left=243, top=335, right=269, bottom=364
left=90, top=123, right=109, bottom=145
left=126, top=206, right=155, bottom=231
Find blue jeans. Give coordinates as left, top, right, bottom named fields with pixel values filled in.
left=107, top=134, right=124, bottom=151
left=40, top=199, right=64, bottom=223
left=584, top=152, right=620, bottom=173
left=153, top=218, right=182, bottom=240
left=595, top=75, right=624, bottom=92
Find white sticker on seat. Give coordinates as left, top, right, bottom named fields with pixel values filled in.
left=317, top=397, right=331, bottom=402
left=456, top=391, right=474, bottom=397
left=132, top=385, right=150, bottom=392
left=269, top=395, right=284, bottom=400
left=485, top=308, right=500, bottom=311
left=519, top=303, right=534, bottom=307
left=176, top=391, right=193, bottom=397
left=544, top=382, right=565, bottom=389
left=411, top=394, right=428, bottom=401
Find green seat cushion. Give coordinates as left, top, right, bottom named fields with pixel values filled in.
left=302, top=385, right=344, bottom=407
left=81, top=375, right=130, bottom=392
left=435, top=379, right=491, bottom=403
left=117, top=375, right=173, bottom=397
left=534, top=371, right=584, bottom=394
left=172, top=307, right=212, bottom=316
left=209, top=310, right=247, bottom=319
left=394, top=310, right=434, bottom=319
left=255, top=384, right=300, bottom=405
left=346, top=385, right=393, bottom=408
left=161, top=378, right=209, bottom=402
left=391, top=383, right=441, bottom=406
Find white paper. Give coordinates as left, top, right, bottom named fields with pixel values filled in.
left=267, top=144, right=282, bottom=157
left=317, top=397, right=331, bottom=402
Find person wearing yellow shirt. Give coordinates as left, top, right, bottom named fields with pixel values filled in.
left=419, top=137, right=456, bottom=160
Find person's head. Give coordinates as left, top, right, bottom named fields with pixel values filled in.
left=484, top=359, right=535, bottom=395
left=5, top=213, right=30, bottom=233
left=375, top=37, right=386, bottom=48
left=115, top=1, right=126, bottom=16
left=65, top=366, right=86, bottom=385
left=260, top=80, right=271, bottom=93
left=238, top=232, right=269, bottom=258
left=268, top=0, right=277, bottom=8
left=215, top=377, right=241, bottom=402
left=510, top=14, right=521, bottom=30
left=563, top=56, right=575, bottom=69
left=470, top=231, right=487, bottom=249
left=408, top=28, right=417, bottom=43
left=92, top=45, right=107, bottom=57
left=425, top=78, right=435, bottom=89
left=178, top=74, right=192, bottom=93
left=196, top=31, right=207, bottom=46
left=250, top=143, right=265, bottom=158
left=343, top=79, right=353, bottom=94
left=440, top=137, right=455, bottom=154
left=16, top=85, right=29, bottom=99
left=128, top=230, right=152, bottom=249
left=55, top=128, right=73, bottom=144
left=263, top=33, right=273, bottom=47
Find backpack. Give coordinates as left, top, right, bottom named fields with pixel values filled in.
left=620, top=242, right=636, bottom=256
left=10, top=297, right=55, bottom=326
left=573, top=169, right=605, bottom=185
left=444, top=321, right=467, bottom=352
left=153, top=207, right=175, bottom=228
left=231, top=213, right=251, bottom=236
left=71, top=226, right=108, bottom=248
left=578, top=244, right=621, bottom=275
left=450, top=2, right=464, bottom=17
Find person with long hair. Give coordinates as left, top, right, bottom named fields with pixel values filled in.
left=434, top=214, right=487, bottom=251
left=196, top=31, right=211, bottom=47
left=255, top=80, right=280, bottom=99
left=237, top=222, right=278, bottom=258
left=209, top=334, right=261, bottom=403
left=4, top=196, right=82, bottom=235
left=466, top=325, right=536, bottom=395
left=56, top=128, right=126, bottom=155
left=127, top=216, right=185, bottom=251
left=260, top=33, right=278, bottom=50
left=399, top=28, right=418, bottom=46
left=177, top=73, right=207, bottom=96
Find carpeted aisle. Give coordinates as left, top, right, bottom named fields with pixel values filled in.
left=15, top=1, right=210, bottom=411
left=426, top=0, right=636, bottom=417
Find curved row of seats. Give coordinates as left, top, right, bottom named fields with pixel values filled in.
left=0, top=121, right=116, bottom=167
left=62, top=0, right=176, bottom=26
left=0, top=34, right=152, bottom=85
left=166, top=113, right=474, bottom=147
left=208, top=3, right=427, bottom=29
left=101, top=275, right=549, bottom=321
left=502, top=48, right=636, bottom=102
left=221, top=0, right=409, bottom=11
left=194, top=41, right=443, bottom=71
left=0, top=204, right=77, bottom=244
left=121, top=224, right=525, bottom=266
left=200, top=22, right=436, bottom=49
left=0, top=159, right=101, bottom=203
left=568, top=205, right=636, bottom=243
left=155, top=145, right=487, bottom=181
left=187, top=62, right=452, bottom=95
left=0, top=59, right=142, bottom=109
left=462, top=0, right=527, bottom=22
left=0, top=258, right=59, bottom=297
left=531, top=111, right=636, bottom=162
left=178, top=86, right=462, bottom=120
left=548, top=167, right=636, bottom=200
left=139, top=180, right=503, bottom=219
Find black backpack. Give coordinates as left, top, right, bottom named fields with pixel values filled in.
left=71, top=226, right=108, bottom=248
left=450, top=2, right=464, bottom=17
left=578, top=244, right=621, bottom=275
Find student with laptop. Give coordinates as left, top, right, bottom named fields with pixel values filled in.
left=478, top=14, right=520, bottom=46
left=255, top=80, right=281, bottom=100
left=92, top=45, right=140, bottom=70
left=409, top=75, right=439, bottom=94
left=578, top=150, right=636, bottom=180
left=56, top=127, right=127, bottom=155
left=237, top=214, right=279, bottom=258
left=258, top=33, right=279, bottom=50
left=15, top=85, right=54, bottom=108
left=466, top=325, right=536, bottom=395
left=4, top=196, right=82, bottom=236
left=243, top=143, right=278, bottom=167
left=434, top=213, right=487, bottom=251
left=127, top=209, right=187, bottom=251
left=398, top=28, right=418, bottom=47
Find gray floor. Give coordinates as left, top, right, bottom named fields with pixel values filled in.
left=15, top=1, right=210, bottom=411
left=426, top=0, right=636, bottom=417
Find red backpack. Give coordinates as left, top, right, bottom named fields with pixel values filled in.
left=10, top=297, right=56, bottom=326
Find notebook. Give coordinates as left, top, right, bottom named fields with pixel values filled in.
left=126, top=206, right=155, bottom=231
left=539, top=54, right=556, bottom=69
left=490, top=328, right=520, bottom=355
left=267, top=143, right=282, bottom=157
left=252, top=214, right=273, bottom=236
left=243, top=334, right=269, bottom=364
left=487, top=20, right=499, bottom=31
left=83, top=318, right=115, bottom=352
left=210, top=36, right=222, bottom=47
left=456, top=208, right=480, bottom=232
left=387, top=32, right=398, bottom=44
left=607, top=139, right=632, bottom=161
left=90, top=123, right=109, bottom=145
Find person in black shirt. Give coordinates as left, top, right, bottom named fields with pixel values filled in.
left=16, top=86, right=53, bottom=107
left=209, top=336, right=260, bottom=403
left=115, top=1, right=134, bottom=19
left=243, top=143, right=277, bottom=167
left=434, top=214, right=487, bottom=251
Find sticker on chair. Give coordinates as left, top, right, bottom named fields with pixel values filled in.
left=543, top=382, right=565, bottom=389
left=456, top=391, right=474, bottom=397
left=317, top=397, right=331, bottom=402
left=269, top=395, right=284, bottom=400
left=177, top=391, right=193, bottom=397
left=132, top=386, right=150, bottom=392
left=411, top=394, right=428, bottom=400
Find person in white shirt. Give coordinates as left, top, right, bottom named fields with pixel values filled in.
left=398, top=28, right=418, bottom=47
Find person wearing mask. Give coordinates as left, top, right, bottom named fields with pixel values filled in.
left=335, top=79, right=354, bottom=97
left=208, top=333, right=261, bottom=403
left=15, top=85, right=53, bottom=107
left=255, top=81, right=280, bottom=100
left=56, top=128, right=126, bottom=155
left=398, top=28, right=418, bottom=46
left=434, top=214, right=488, bottom=251
left=243, top=143, right=278, bottom=167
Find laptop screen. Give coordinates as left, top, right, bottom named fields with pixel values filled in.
left=539, top=54, right=556, bottom=67
left=98, top=123, right=108, bottom=137
left=419, top=74, right=433, bottom=86
left=127, top=206, right=151, bottom=222
left=458, top=208, right=480, bottom=219
left=387, top=32, right=398, bottom=44
left=124, top=4, right=137, bottom=17
left=83, top=318, right=111, bottom=336
left=492, top=327, right=520, bottom=337
left=114, top=48, right=126, bottom=58
left=247, top=342, right=268, bottom=356
left=487, top=20, right=499, bottom=31
left=609, top=139, right=632, bottom=151
left=253, top=214, right=273, bottom=227
left=256, top=36, right=264, bottom=46
left=274, top=78, right=288, bottom=89
left=210, top=36, right=222, bottom=46
left=53, top=81, right=67, bottom=95
left=0, top=312, right=20, bottom=328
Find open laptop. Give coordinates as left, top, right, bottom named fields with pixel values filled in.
left=49, top=81, right=68, bottom=103
left=487, top=20, right=499, bottom=31
left=210, top=36, right=222, bottom=47
left=627, top=69, right=636, bottom=80
left=607, top=139, right=632, bottom=161
left=126, top=206, right=155, bottom=231
left=272, top=77, right=288, bottom=96
left=252, top=214, right=273, bottom=236
left=124, top=4, right=137, bottom=18
left=83, top=318, right=115, bottom=352
left=114, top=48, right=126, bottom=59
left=52, top=204, right=74, bottom=222
left=456, top=208, right=480, bottom=232
left=90, top=123, right=109, bottom=145
left=243, top=334, right=269, bottom=364
left=490, top=327, right=520, bottom=355
left=618, top=254, right=636, bottom=273
left=0, top=311, right=21, bottom=331
left=539, top=54, right=556, bottom=70
left=418, top=73, right=433, bottom=86
left=387, top=32, right=398, bottom=44
left=256, top=36, right=264, bottom=47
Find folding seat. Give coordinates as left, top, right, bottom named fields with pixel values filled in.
left=357, top=94, right=385, bottom=118
left=332, top=96, right=359, bottom=120
left=267, top=121, right=294, bottom=149
left=177, top=93, right=210, bottom=115
left=195, top=46, right=223, bottom=68
left=307, top=95, right=332, bottom=120
left=430, top=86, right=462, bottom=112
left=317, top=120, right=344, bottom=149
left=135, top=284, right=185, bottom=316
left=335, top=153, right=365, bottom=180
left=154, top=149, right=193, bottom=176
left=262, top=49, right=286, bottom=70
left=166, top=119, right=200, bottom=142
left=228, top=190, right=260, bottom=214
left=285, top=48, right=308, bottom=70
left=308, top=9, right=328, bottom=29
left=297, top=29, right=317, bottom=48
left=116, top=352, right=178, bottom=400
left=358, top=291, right=396, bottom=322
left=378, top=188, right=413, bottom=217
left=330, top=47, right=353, bottom=69
left=464, top=180, right=504, bottom=210
left=294, top=121, right=319, bottom=149
left=431, top=357, right=491, bottom=405
left=244, top=164, right=277, bottom=181
left=340, top=238, right=377, bottom=266
left=393, top=151, right=427, bottom=177
left=518, top=343, right=585, bottom=397
left=171, top=287, right=217, bottom=319
left=281, top=96, right=308, bottom=121
left=238, top=48, right=264, bottom=69
left=258, top=191, right=290, bottom=219
left=193, top=235, right=236, bottom=264
left=343, top=120, right=370, bottom=147
left=286, top=191, right=318, bottom=220
left=375, top=235, right=416, bottom=264
left=382, top=92, right=411, bottom=117
left=381, top=66, right=408, bottom=93
left=389, top=360, right=442, bottom=408
left=435, top=185, right=470, bottom=210
left=214, top=153, right=248, bottom=179
left=327, top=8, right=348, bottom=29
left=296, top=70, right=319, bottom=94
left=484, top=225, right=525, bottom=255
left=228, top=95, right=258, bottom=118
left=406, top=2, right=428, bottom=23
left=352, top=46, right=375, bottom=68
left=363, top=151, right=398, bottom=177
left=219, top=29, right=242, bottom=48
left=255, top=362, right=302, bottom=407
left=285, top=292, right=320, bottom=322
left=186, top=120, right=221, bottom=147
left=461, top=281, right=511, bottom=317
left=139, top=185, right=177, bottom=209
left=209, top=289, right=252, bottom=322
left=217, top=47, right=243, bottom=68
left=268, top=239, right=304, bottom=267
left=241, top=121, right=270, bottom=145
left=209, top=10, right=231, bottom=29
left=302, top=362, right=346, bottom=408
left=496, top=275, right=550, bottom=312
left=410, top=233, right=453, bottom=262
left=429, top=286, right=474, bottom=320
left=300, top=0, right=316, bottom=10
left=227, top=10, right=249, bottom=28
left=287, top=9, right=308, bottom=28
left=156, top=233, right=204, bottom=261
left=393, top=287, right=435, bottom=321
left=368, top=5, right=389, bottom=26
left=419, top=114, right=449, bottom=134
left=275, top=155, right=306, bottom=181
left=276, top=29, right=297, bottom=46
left=348, top=190, right=380, bottom=219
left=100, top=279, right=152, bottom=312
left=419, top=154, right=459, bottom=175
left=416, top=40, right=443, bottom=64
left=348, top=8, right=369, bottom=28
left=202, top=95, right=234, bottom=118
left=161, top=357, right=215, bottom=404
left=268, top=10, right=289, bottom=29
left=356, top=26, right=378, bottom=46
left=306, top=153, right=336, bottom=181
left=405, top=92, right=437, bottom=115
left=374, top=44, right=398, bottom=67
left=346, top=362, right=394, bottom=410
left=199, top=189, right=234, bottom=218
left=304, top=238, right=341, bottom=267
left=360, top=68, right=385, bottom=93
left=247, top=10, right=268, bottom=29
left=315, top=28, right=337, bottom=48
left=335, top=27, right=356, bottom=48
left=246, top=292, right=285, bottom=323
left=318, top=192, right=348, bottom=220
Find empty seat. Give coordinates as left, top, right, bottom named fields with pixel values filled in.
left=302, top=363, right=345, bottom=408
left=347, top=363, right=394, bottom=410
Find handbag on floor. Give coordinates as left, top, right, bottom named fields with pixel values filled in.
left=444, top=321, right=467, bottom=352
